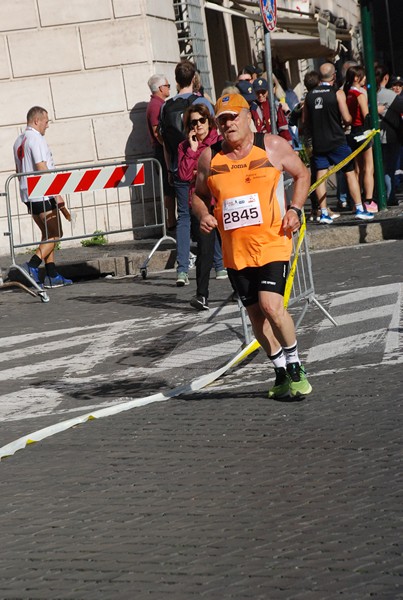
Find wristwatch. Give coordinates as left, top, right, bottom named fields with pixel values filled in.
left=288, top=206, right=302, bottom=220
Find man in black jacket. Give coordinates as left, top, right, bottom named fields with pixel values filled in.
left=376, top=66, right=403, bottom=205
left=303, top=62, right=374, bottom=223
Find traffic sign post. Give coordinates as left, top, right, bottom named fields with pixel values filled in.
left=259, top=0, right=278, bottom=134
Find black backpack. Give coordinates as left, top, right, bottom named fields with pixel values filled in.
left=159, top=93, right=199, bottom=157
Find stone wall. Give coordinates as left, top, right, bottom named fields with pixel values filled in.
left=0, top=0, right=180, bottom=256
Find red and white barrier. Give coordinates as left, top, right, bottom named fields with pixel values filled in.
left=27, top=163, right=145, bottom=199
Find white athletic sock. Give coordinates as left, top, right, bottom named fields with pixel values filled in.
left=283, top=342, right=300, bottom=365
left=321, top=208, right=329, bottom=216
left=268, top=347, right=286, bottom=369
left=355, top=203, right=363, bottom=212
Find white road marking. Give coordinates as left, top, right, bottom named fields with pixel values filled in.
left=0, top=333, right=99, bottom=364
left=0, top=306, right=243, bottom=422
left=0, top=312, right=198, bottom=350
left=0, top=389, right=64, bottom=421
left=307, top=283, right=401, bottom=365
left=330, top=282, right=398, bottom=306
left=63, top=320, right=139, bottom=376
left=384, top=283, right=402, bottom=360
left=0, top=389, right=132, bottom=421
left=0, top=339, right=258, bottom=460
left=155, top=340, right=242, bottom=369
left=315, top=303, right=396, bottom=328
left=186, top=317, right=243, bottom=335
left=307, top=328, right=387, bottom=363
left=0, top=284, right=401, bottom=427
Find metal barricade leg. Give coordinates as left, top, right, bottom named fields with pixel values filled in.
left=139, top=158, right=178, bottom=279
left=309, top=295, right=338, bottom=326
left=12, top=265, right=50, bottom=303
left=139, top=234, right=176, bottom=279
left=237, top=297, right=252, bottom=346
left=233, top=220, right=337, bottom=348
left=0, top=278, right=40, bottom=299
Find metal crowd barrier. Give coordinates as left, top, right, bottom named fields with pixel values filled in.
left=237, top=210, right=337, bottom=346
left=286, top=218, right=337, bottom=326
left=2, top=158, right=176, bottom=302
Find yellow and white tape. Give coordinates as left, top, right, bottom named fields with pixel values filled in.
left=0, top=337, right=260, bottom=461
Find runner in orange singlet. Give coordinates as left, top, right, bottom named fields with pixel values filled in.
left=192, top=94, right=312, bottom=398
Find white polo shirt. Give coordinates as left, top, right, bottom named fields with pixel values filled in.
left=13, top=126, right=55, bottom=203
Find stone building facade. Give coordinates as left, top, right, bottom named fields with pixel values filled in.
left=0, top=0, right=362, bottom=256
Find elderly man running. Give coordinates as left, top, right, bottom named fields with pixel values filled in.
left=192, top=94, right=312, bottom=398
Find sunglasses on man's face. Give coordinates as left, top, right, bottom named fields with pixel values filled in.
left=190, top=117, right=207, bottom=128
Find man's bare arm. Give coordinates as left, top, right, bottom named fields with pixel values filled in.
left=153, top=124, right=163, bottom=145
left=265, top=135, right=310, bottom=209
left=34, top=161, right=48, bottom=171
left=264, top=134, right=310, bottom=233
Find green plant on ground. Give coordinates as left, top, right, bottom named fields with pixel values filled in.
left=81, top=230, right=108, bottom=247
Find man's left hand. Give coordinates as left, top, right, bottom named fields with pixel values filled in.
left=283, top=209, right=301, bottom=234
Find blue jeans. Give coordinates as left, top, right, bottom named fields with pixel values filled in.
left=173, top=175, right=190, bottom=273
left=195, top=229, right=215, bottom=298
left=336, top=170, right=351, bottom=204
left=382, top=142, right=400, bottom=203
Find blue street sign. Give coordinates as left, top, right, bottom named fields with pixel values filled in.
left=259, top=0, right=277, bottom=31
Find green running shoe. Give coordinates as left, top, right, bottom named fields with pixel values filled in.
left=286, top=363, right=312, bottom=397
left=268, top=367, right=290, bottom=398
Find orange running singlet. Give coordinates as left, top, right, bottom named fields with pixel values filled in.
left=207, top=142, right=292, bottom=270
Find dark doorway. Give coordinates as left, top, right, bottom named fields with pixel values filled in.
left=205, top=8, right=233, bottom=97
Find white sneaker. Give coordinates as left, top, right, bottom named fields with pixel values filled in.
left=319, top=214, right=333, bottom=225
left=215, top=269, right=228, bottom=280
left=355, top=210, right=374, bottom=221
left=176, top=272, right=189, bottom=286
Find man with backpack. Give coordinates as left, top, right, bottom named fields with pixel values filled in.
left=159, top=60, right=214, bottom=286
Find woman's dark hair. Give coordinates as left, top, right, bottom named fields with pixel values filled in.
left=183, top=103, right=215, bottom=133
left=375, top=64, right=390, bottom=90
left=343, top=65, right=365, bottom=95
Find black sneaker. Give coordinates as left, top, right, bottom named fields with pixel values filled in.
left=190, top=295, right=209, bottom=311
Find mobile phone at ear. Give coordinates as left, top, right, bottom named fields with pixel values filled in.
left=192, top=135, right=197, bottom=141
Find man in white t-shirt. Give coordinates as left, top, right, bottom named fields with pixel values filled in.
left=13, top=106, right=72, bottom=288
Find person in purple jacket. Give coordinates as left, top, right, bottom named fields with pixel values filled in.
left=178, top=103, right=227, bottom=310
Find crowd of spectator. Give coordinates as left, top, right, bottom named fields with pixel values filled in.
left=144, top=58, right=402, bottom=308
left=12, top=56, right=401, bottom=301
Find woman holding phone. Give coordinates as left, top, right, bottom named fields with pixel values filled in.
left=178, top=104, right=226, bottom=310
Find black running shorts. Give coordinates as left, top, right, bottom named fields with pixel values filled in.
left=228, top=261, right=289, bottom=307
left=26, top=196, right=57, bottom=215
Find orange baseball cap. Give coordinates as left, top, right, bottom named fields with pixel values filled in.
left=215, top=94, right=250, bottom=118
